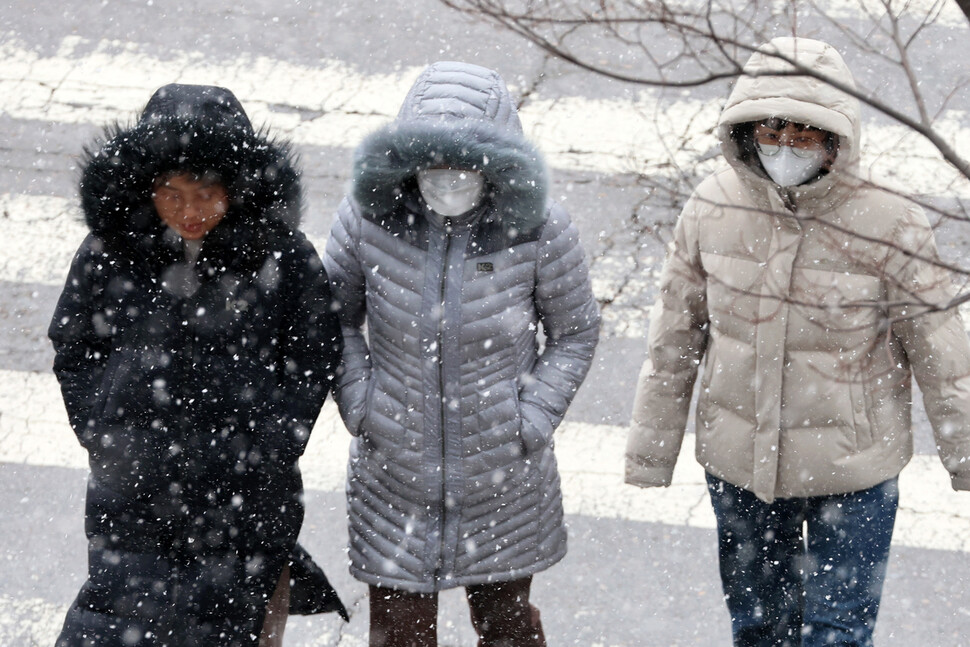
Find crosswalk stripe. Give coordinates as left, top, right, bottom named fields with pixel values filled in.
left=0, top=192, right=335, bottom=289
left=0, top=191, right=657, bottom=339
left=2, top=369, right=968, bottom=554
left=1, top=33, right=968, bottom=196
left=818, top=0, right=965, bottom=26
left=12, top=190, right=970, bottom=344
left=0, top=596, right=353, bottom=646
left=0, top=596, right=64, bottom=646
left=0, top=193, right=86, bottom=287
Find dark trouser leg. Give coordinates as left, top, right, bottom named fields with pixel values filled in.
left=707, top=474, right=805, bottom=647
left=368, top=585, right=438, bottom=647
left=466, top=576, right=546, bottom=647
left=801, top=478, right=898, bottom=647
left=259, top=565, right=291, bottom=647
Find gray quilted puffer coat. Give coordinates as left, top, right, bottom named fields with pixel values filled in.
left=324, top=61, right=600, bottom=592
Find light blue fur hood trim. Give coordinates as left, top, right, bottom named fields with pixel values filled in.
left=352, top=62, right=549, bottom=234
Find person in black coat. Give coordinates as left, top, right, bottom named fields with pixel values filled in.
left=49, top=84, right=347, bottom=647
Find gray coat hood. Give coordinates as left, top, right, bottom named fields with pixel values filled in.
left=353, top=61, right=548, bottom=236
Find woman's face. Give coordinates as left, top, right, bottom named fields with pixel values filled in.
left=152, top=173, right=228, bottom=240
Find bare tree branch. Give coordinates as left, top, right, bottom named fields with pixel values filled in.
left=440, top=0, right=970, bottom=317
left=441, top=0, right=970, bottom=182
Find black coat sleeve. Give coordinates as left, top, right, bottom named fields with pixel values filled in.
left=257, top=234, right=342, bottom=464
left=48, top=235, right=113, bottom=448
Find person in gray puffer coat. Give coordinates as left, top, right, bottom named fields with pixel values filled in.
left=324, top=61, right=600, bottom=646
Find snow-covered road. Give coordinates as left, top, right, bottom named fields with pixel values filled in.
left=3, top=3, right=970, bottom=645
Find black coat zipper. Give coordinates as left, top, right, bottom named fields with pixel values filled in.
left=433, top=217, right=452, bottom=580
left=167, top=265, right=200, bottom=645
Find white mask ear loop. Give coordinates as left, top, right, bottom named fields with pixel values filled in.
left=757, top=146, right=826, bottom=187
left=417, top=169, right=485, bottom=217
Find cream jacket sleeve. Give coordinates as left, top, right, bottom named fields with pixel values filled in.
left=886, top=206, right=970, bottom=491
left=625, top=195, right=710, bottom=487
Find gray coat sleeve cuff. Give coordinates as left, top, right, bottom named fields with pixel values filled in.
left=519, top=401, right=554, bottom=455
left=335, top=373, right=369, bottom=437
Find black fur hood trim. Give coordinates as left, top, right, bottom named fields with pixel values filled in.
left=78, top=84, right=302, bottom=241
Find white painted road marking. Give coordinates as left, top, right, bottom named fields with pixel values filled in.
left=818, top=0, right=967, bottom=26
left=2, top=369, right=968, bottom=553
left=2, top=34, right=968, bottom=196
left=0, top=596, right=65, bottom=647
left=9, top=191, right=970, bottom=344
left=0, top=193, right=87, bottom=287
left=0, top=595, right=354, bottom=647
left=0, top=191, right=660, bottom=339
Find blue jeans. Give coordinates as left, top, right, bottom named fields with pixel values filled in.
left=706, top=474, right=898, bottom=647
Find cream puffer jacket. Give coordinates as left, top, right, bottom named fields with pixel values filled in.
left=625, top=37, right=970, bottom=502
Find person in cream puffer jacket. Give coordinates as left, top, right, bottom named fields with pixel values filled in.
left=626, top=37, right=970, bottom=647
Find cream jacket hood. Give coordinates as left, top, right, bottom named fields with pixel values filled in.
left=720, top=36, right=863, bottom=217
left=626, top=37, right=970, bottom=502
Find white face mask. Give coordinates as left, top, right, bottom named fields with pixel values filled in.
left=757, top=145, right=826, bottom=187
left=417, top=169, right=485, bottom=217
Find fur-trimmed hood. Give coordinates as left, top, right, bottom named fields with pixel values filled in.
left=352, top=61, right=549, bottom=234
left=79, top=84, right=302, bottom=245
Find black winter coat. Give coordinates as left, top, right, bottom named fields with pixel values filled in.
left=48, top=84, right=345, bottom=647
